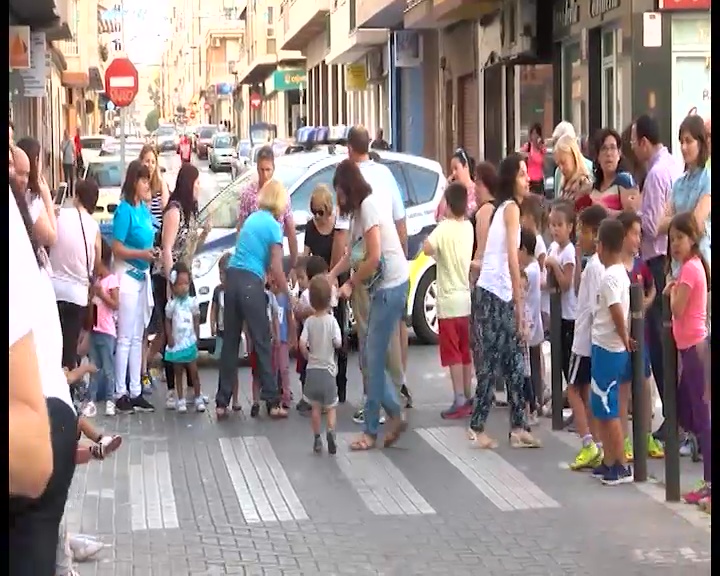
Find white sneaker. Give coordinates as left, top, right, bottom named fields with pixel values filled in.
left=166, top=390, right=177, bottom=410
left=194, top=396, right=206, bottom=413
left=82, top=401, right=97, bottom=418
left=177, top=398, right=187, bottom=413
left=69, top=534, right=105, bottom=561
left=104, top=401, right=116, bottom=416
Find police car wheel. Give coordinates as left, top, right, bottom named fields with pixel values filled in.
left=412, top=267, right=439, bottom=345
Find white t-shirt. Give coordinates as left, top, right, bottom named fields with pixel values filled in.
left=351, top=194, right=409, bottom=290
left=545, top=240, right=577, bottom=320
left=9, top=190, right=74, bottom=411
left=300, top=313, right=342, bottom=376
left=572, top=253, right=605, bottom=357
left=591, top=263, right=630, bottom=353
left=524, top=260, right=544, bottom=346
left=534, top=234, right=547, bottom=260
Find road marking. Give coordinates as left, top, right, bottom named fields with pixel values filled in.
left=130, top=451, right=179, bottom=531
left=632, top=547, right=711, bottom=564
left=336, top=433, right=435, bottom=516
left=219, top=437, right=308, bottom=524
left=417, top=427, right=560, bottom=511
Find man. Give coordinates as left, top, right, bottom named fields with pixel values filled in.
left=61, top=130, right=76, bottom=197
left=331, top=126, right=411, bottom=425
left=13, top=144, right=31, bottom=195
left=370, top=128, right=391, bottom=151
left=551, top=121, right=594, bottom=197
left=632, top=114, right=683, bottom=441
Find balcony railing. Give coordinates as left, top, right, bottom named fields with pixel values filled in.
left=58, top=39, right=80, bottom=57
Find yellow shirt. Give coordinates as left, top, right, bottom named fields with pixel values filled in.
left=427, top=218, right=474, bottom=319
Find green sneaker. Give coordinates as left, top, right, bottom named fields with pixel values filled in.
left=624, top=437, right=634, bottom=463
left=570, top=443, right=601, bottom=471
left=647, top=434, right=665, bottom=459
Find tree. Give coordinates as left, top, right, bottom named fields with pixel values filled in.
left=147, top=73, right=161, bottom=110
left=145, top=108, right=160, bottom=132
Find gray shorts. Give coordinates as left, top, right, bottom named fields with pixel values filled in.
left=304, top=368, right=338, bottom=408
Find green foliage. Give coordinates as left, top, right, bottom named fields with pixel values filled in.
left=145, top=108, right=160, bottom=132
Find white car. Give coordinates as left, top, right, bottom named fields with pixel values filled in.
left=193, top=149, right=446, bottom=352
left=80, top=135, right=114, bottom=167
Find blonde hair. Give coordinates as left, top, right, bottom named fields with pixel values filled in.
left=554, top=134, right=589, bottom=188
left=310, top=184, right=333, bottom=213
left=139, top=144, right=162, bottom=194
left=257, top=179, right=288, bottom=218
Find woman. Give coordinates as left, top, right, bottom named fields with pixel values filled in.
left=659, top=114, right=712, bottom=274
left=588, top=128, right=640, bottom=215
left=302, top=185, right=349, bottom=403
left=152, top=162, right=211, bottom=410
left=111, top=160, right=158, bottom=415
left=523, top=123, right=547, bottom=196
left=470, top=162, right=500, bottom=274
left=16, top=137, right=58, bottom=256
left=554, top=134, right=593, bottom=211
left=237, top=145, right=298, bottom=268
left=435, top=147, right=477, bottom=221
left=9, top=181, right=78, bottom=575
left=216, top=180, right=289, bottom=420
left=140, top=144, right=169, bottom=227
left=49, top=179, right=101, bottom=373
left=331, top=159, right=409, bottom=450
left=468, top=153, right=541, bottom=449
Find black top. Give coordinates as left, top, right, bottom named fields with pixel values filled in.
left=303, top=219, right=334, bottom=268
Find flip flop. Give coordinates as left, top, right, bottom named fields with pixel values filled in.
left=350, top=435, right=376, bottom=451
left=383, top=418, right=408, bottom=448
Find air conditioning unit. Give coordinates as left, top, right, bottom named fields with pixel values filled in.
left=366, top=48, right=385, bottom=83
left=267, top=27, right=275, bottom=38
left=502, top=0, right=536, bottom=59
left=213, top=37, right=222, bottom=48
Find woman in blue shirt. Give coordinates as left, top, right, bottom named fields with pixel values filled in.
left=659, top=114, right=711, bottom=275
left=112, top=160, right=158, bottom=414
left=215, top=180, right=289, bottom=420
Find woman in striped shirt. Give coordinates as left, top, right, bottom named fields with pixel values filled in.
left=140, top=144, right=169, bottom=225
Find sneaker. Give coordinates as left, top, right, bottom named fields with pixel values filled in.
left=400, top=384, right=413, bottom=409
left=313, top=435, right=323, bottom=453
left=352, top=408, right=365, bottom=424
left=69, top=534, right=105, bottom=562
left=194, top=396, right=206, bottom=413
left=647, top=434, right=665, bottom=459
left=177, top=398, right=187, bottom=413
left=683, top=482, right=711, bottom=505
left=509, top=429, right=542, bottom=448
left=114, top=395, right=135, bottom=414
left=82, top=401, right=97, bottom=418
left=232, top=402, right=243, bottom=412
left=326, top=430, right=337, bottom=455
left=601, top=463, right=634, bottom=485
left=165, top=390, right=177, bottom=410
left=441, top=402, right=472, bottom=420
left=591, top=462, right=611, bottom=479
left=250, top=403, right=260, bottom=418
left=624, top=437, right=634, bottom=463
left=104, top=400, right=116, bottom=416
left=679, top=436, right=694, bottom=457
left=131, top=395, right=155, bottom=413
left=296, top=399, right=312, bottom=414
left=570, top=443, right=601, bottom=471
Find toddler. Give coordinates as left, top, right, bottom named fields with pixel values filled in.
left=270, top=276, right=296, bottom=409
left=299, top=275, right=343, bottom=454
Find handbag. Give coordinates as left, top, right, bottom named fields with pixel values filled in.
left=78, top=209, right=98, bottom=331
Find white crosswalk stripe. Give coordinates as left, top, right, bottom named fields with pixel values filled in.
left=130, top=451, right=179, bottom=531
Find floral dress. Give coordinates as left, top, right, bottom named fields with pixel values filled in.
left=237, top=178, right=292, bottom=225
left=164, top=295, right=200, bottom=363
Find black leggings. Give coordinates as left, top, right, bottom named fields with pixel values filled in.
left=9, top=397, right=78, bottom=576
left=57, top=300, right=87, bottom=369
left=151, top=274, right=195, bottom=390
left=333, top=298, right=349, bottom=402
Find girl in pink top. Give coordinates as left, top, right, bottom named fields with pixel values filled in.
left=523, top=123, right=546, bottom=195
left=665, top=212, right=711, bottom=506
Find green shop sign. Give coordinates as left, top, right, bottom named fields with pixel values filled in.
left=267, top=69, right=307, bottom=93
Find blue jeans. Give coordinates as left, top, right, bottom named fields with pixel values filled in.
left=89, top=331, right=116, bottom=402
left=363, top=281, right=408, bottom=437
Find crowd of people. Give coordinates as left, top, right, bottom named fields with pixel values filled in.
left=8, top=110, right=711, bottom=574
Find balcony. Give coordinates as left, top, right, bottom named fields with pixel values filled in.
left=404, top=0, right=500, bottom=29
left=206, top=63, right=236, bottom=86
left=356, top=0, right=404, bottom=28
left=279, top=0, right=332, bottom=51
left=204, top=14, right=245, bottom=52
left=325, top=0, right=388, bottom=66
left=235, top=35, right=305, bottom=85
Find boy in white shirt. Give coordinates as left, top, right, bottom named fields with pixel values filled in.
left=591, top=219, right=633, bottom=485
left=568, top=204, right=608, bottom=470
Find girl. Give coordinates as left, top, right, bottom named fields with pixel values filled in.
left=164, top=262, right=203, bottom=413
left=523, top=123, right=547, bottom=196
left=664, top=212, right=711, bottom=507
left=545, top=201, right=577, bottom=385
left=270, top=276, right=296, bottom=410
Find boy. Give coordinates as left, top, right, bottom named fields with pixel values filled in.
left=422, top=182, right=474, bottom=419
left=270, top=275, right=297, bottom=410
left=591, top=218, right=634, bottom=485
left=211, top=253, right=241, bottom=410
left=568, top=204, right=608, bottom=470
left=616, top=211, right=663, bottom=461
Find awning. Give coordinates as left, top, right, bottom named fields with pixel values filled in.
left=62, top=71, right=89, bottom=89
left=98, top=7, right=121, bottom=34
left=88, top=67, right=104, bottom=91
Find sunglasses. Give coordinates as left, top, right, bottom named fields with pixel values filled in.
left=311, top=208, right=326, bottom=217
left=454, top=147, right=469, bottom=166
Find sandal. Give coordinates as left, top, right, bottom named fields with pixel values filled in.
left=267, top=405, right=288, bottom=419
left=350, top=434, right=376, bottom=451
left=90, top=435, right=122, bottom=460
left=383, top=417, right=408, bottom=448
left=216, top=406, right=229, bottom=421
left=467, top=429, right=498, bottom=449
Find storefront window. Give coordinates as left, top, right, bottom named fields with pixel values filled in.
left=561, top=41, right=584, bottom=138
left=601, top=28, right=617, bottom=130
left=518, top=64, right=554, bottom=144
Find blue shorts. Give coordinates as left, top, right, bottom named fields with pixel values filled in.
left=590, top=345, right=629, bottom=421
left=621, top=348, right=652, bottom=382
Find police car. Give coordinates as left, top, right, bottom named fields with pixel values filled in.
left=193, top=126, right=445, bottom=351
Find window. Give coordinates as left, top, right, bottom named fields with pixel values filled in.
left=81, top=137, right=108, bottom=150
left=349, top=0, right=356, bottom=31
left=518, top=65, right=553, bottom=145
left=382, top=162, right=411, bottom=206
left=561, top=41, right=584, bottom=138
left=403, top=163, right=439, bottom=205
left=601, top=28, right=618, bottom=129
left=289, top=165, right=335, bottom=213
left=266, top=7, right=274, bottom=24
left=86, top=161, right=124, bottom=188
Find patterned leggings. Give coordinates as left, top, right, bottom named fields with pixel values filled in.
left=470, top=287, right=527, bottom=433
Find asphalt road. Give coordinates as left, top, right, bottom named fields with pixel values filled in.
left=159, top=152, right=234, bottom=210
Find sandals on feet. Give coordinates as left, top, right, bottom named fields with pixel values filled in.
left=90, top=435, right=122, bottom=460
left=216, top=406, right=230, bottom=420
left=467, top=429, right=498, bottom=449
left=268, top=405, right=288, bottom=419
left=350, top=434, right=376, bottom=451
left=383, top=417, right=408, bottom=448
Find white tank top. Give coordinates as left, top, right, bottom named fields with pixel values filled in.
left=476, top=200, right=520, bottom=302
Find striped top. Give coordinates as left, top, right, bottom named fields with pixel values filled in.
left=150, top=193, right=164, bottom=223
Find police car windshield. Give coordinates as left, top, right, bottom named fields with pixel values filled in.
left=86, top=161, right=123, bottom=188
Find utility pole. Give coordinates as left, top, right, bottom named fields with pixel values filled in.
left=119, top=0, right=127, bottom=175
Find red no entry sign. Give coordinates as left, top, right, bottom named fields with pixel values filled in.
left=104, top=58, right=139, bottom=108
left=250, top=92, right=262, bottom=110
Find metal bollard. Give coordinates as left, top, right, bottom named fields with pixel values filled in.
left=662, top=294, right=681, bottom=502
left=630, top=284, right=648, bottom=482
left=548, top=273, right=564, bottom=430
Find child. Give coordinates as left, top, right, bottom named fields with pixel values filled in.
left=210, top=253, right=241, bottom=411
left=616, top=211, right=664, bottom=461
left=250, top=282, right=280, bottom=417
left=299, top=275, right=343, bottom=454
left=270, top=276, right=297, bottom=410
left=164, top=262, right=203, bottom=413
left=545, top=201, right=577, bottom=384
left=665, top=212, right=711, bottom=506
left=85, top=238, right=119, bottom=418
left=422, top=182, right=474, bottom=419
left=590, top=218, right=633, bottom=485
left=518, top=230, right=545, bottom=424
left=293, top=257, right=312, bottom=413
left=521, top=195, right=548, bottom=323
left=568, top=204, right=607, bottom=470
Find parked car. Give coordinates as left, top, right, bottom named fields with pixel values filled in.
left=195, top=125, right=217, bottom=159
left=83, top=157, right=124, bottom=223
left=208, top=133, right=237, bottom=172
left=79, top=135, right=114, bottom=167
left=155, top=124, right=178, bottom=152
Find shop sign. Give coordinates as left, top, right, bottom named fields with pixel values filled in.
left=9, top=26, right=31, bottom=70
left=273, top=69, right=307, bottom=92
left=658, top=0, right=711, bottom=10
left=589, top=0, right=621, bottom=19
left=554, top=0, right=580, bottom=30
left=345, top=64, right=367, bottom=91
left=19, top=32, right=47, bottom=98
